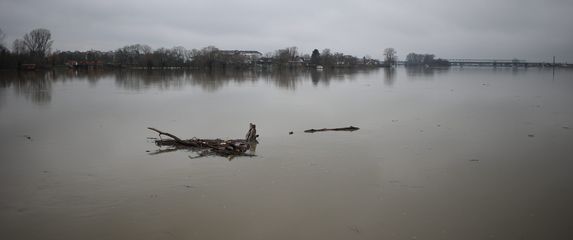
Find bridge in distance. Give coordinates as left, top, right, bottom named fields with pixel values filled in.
left=397, top=59, right=566, bottom=67
left=446, top=59, right=556, bottom=67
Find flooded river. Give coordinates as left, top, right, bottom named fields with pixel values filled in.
left=1, top=67, right=572, bottom=239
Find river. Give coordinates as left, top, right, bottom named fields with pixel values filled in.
left=1, top=67, right=572, bottom=239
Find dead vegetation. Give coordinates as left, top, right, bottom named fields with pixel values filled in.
left=147, top=125, right=258, bottom=159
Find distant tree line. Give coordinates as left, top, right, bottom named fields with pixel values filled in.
left=405, top=53, right=450, bottom=67
left=0, top=27, right=388, bottom=70
left=295, top=48, right=380, bottom=69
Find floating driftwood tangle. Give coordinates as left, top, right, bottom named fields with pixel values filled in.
left=147, top=126, right=257, bottom=158
left=304, top=126, right=360, bottom=133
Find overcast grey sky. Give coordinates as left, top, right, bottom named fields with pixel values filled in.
left=1, top=0, right=572, bottom=61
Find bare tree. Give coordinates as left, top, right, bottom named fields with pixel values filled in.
left=287, top=47, right=298, bottom=61
left=320, top=48, right=334, bottom=67
left=0, top=28, right=6, bottom=47
left=383, top=48, right=397, bottom=66
left=273, top=46, right=298, bottom=66
left=0, top=28, right=9, bottom=54
left=115, top=43, right=152, bottom=65
left=12, top=39, right=27, bottom=55
left=23, top=28, right=53, bottom=58
left=189, top=46, right=219, bottom=68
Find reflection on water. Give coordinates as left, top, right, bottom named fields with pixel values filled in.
left=0, top=68, right=384, bottom=105
left=115, top=68, right=373, bottom=91
left=384, top=67, right=396, bottom=86
left=0, top=71, right=54, bottom=105
left=1, top=67, right=567, bottom=107
left=404, top=66, right=451, bottom=79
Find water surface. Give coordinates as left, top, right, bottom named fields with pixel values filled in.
left=1, top=68, right=572, bottom=239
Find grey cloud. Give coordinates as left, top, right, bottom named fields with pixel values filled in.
left=1, top=0, right=572, bottom=61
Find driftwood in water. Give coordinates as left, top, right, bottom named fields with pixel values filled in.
left=245, top=123, right=259, bottom=142
left=304, top=126, right=360, bottom=133
left=147, top=127, right=256, bottom=158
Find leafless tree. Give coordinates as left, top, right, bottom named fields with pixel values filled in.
left=0, top=28, right=6, bottom=47
left=171, top=46, right=187, bottom=61
left=187, top=46, right=220, bottom=68
left=287, top=47, right=298, bottom=61
left=320, top=48, right=334, bottom=67
left=273, top=46, right=299, bottom=66
left=384, top=48, right=397, bottom=65
left=12, top=39, right=27, bottom=55
left=23, top=28, right=53, bottom=58
left=115, top=43, right=152, bottom=65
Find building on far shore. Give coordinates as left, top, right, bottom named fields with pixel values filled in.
left=219, top=50, right=262, bottom=64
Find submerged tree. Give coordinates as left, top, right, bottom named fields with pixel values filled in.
left=12, top=39, right=27, bottom=55
left=23, top=28, right=53, bottom=58
left=320, top=48, right=334, bottom=67
left=0, top=28, right=6, bottom=50
left=273, top=46, right=298, bottom=67
left=0, top=28, right=11, bottom=69
left=115, top=44, right=152, bottom=66
left=383, top=48, right=397, bottom=66
left=191, top=45, right=219, bottom=68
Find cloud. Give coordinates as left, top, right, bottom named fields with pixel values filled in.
left=1, top=0, right=572, bottom=61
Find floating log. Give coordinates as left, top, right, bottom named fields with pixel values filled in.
left=147, top=126, right=256, bottom=158
left=304, top=126, right=360, bottom=133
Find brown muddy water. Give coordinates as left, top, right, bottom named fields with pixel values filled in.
left=1, top=68, right=572, bottom=239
